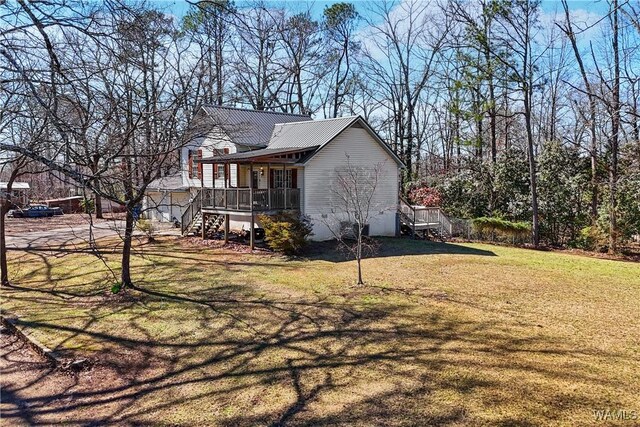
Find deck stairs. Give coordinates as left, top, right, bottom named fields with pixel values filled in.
left=183, top=211, right=224, bottom=237
left=181, top=190, right=225, bottom=237
left=398, top=197, right=453, bottom=240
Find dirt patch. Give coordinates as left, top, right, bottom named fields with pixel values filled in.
left=180, top=235, right=273, bottom=253
left=0, top=328, right=154, bottom=425
left=5, top=213, right=123, bottom=235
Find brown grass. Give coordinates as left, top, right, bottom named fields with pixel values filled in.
left=1, top=236, right=639, bottom=426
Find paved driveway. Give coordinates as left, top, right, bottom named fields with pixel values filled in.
left=4, top=221, right=127, bottom=250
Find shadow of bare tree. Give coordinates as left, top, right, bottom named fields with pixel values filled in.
left=1, top=239, right=636, bottom=426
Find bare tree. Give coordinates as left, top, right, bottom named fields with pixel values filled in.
left=322, top=2, right=359, bottom=118
left=322, top=156, right=386, bottom=285
left=557, top=0, right=600, bottom=222
left=0, top=94, right=47, bottom=285
left=0, top=1, right=201, bottom=289
left=361, top=0, right=448, bottom=180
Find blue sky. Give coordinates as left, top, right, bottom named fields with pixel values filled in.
left=151, top=0, right=610, bottom=22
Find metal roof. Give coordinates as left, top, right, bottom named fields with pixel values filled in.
left=200, top=146, right=319, bottom=163
left=201, top=105, right=312, bottom=148
left=268, top=116, right=359, bottom=149
left=268, top=116, right=404, bottom=167
left=147, top=174, right=191, bottom=191
left=0, top=182, right=29, bottom=190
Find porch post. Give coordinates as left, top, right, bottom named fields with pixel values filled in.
left=250, top=162, right=254, bottom=250
left=211, top=160, right=215, bottom=208
left=201, top=168, right=206, bottom=240
left=224, top=162, right=228, bottom=209
left=267, top=163, right=271, bottom=209
left=283, top=163, right=287, bottom=210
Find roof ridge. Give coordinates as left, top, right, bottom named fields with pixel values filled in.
left=202, top=105, right=311, bottom=118
left=274, top=115, right=359, bottom=127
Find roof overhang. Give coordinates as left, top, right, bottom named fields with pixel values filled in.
left=299, top=116, right=405, bottom=168
left=199, top=146, right=319, bottom=164
left=0, top=182, right=30, bottom=190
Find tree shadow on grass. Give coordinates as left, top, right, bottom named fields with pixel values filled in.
left=2, top=278, right=634, bottom=426
left=305, top=237, right=496, bottom=263
left=2, top=241, right=636, bottom=426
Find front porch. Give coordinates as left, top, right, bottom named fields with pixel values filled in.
left=182, top=146, right=316, bottom=249
left=201, top=187, right=300, bottom=213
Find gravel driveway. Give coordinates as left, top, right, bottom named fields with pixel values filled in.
left=4, top=221, right=127, bottom=250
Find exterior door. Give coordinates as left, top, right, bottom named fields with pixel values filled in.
left=251, top=171, right=259, bottom=189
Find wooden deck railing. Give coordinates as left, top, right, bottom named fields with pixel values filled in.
left=399, top=196, right=453, bottom=236
left=181, top=189, right=202, bottom=235
left=201, top=188, right=300, bottom=211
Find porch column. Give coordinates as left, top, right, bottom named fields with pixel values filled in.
left=250, top=162, right=254, bottom=250
left=201, top=168, right=206, bottom=240
left=212, top=161, right=215, bottom=208
left=283, top=163, right=287, bottom=210
left=224, top=162, right=228, bottom=209
left=267, top=163, right=271, bottom=209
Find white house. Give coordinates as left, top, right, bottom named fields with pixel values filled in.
left=146, top=106, right=405, bottom=243
left=145, top=106, right=311, bottom=223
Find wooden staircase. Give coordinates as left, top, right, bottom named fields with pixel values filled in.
left=399, top=197, right=453, bottom=240
left=182, top=210, right=225, bottom=237
left=181, top=190, right=224, bottom=237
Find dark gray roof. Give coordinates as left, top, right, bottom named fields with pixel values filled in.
left=268, top=116, right=358, bottom=149
left=200, top=146, right=319, bottom=163
left=198, top=113, right=405, bottom=167
left=201, top=105, right=312, bottom=147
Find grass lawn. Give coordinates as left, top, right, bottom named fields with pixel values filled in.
left=1, top=237, right=639, bottom=426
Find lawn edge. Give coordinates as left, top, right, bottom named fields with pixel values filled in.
left=1, top=312, right=59, bottom=366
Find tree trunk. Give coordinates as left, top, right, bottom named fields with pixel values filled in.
left=609, top=0, right=620, bottom=254
left=95, top=193, right=103, bottom=219
left=523, top=30, right=540, bottom=247
left=0, top=200, right=9, bottom=286
left=356, top=233, right=363, bottom=285
left=1, top=174, right=18, bottom=286
left=121, top=205, right=135, bottom=288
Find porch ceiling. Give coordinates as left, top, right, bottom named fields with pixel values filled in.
left=198, top=146, right=318, bottom=164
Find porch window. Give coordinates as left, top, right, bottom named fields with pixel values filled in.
left=273, top=169, right=293, bottom=188
left=216, top=164, right=225, bottom=179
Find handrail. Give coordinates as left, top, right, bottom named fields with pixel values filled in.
left=181, top=189, right=202, bottom=235
left=203, top=188, right=300, bottom=211
left=398, top=194, right=453, bottom=236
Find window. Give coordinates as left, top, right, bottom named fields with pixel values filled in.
left=273, top=170, right=293, bottom=188
left=217, top=164, right=225, bottom=179
left=188, top=149, right=201, bottom=179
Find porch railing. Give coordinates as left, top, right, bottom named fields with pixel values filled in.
left=398, top=196, right=453, bottom=236
left=181, top=189, right=202, bottom=235
left=201, top=188, right=300, bottom=211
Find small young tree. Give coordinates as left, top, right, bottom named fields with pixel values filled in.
left=322, top=155, right=386, bottom=285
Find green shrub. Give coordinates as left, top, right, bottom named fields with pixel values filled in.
left=80, top=198, right=95, bottom=214
left=136, top=219, right=156, bottom=241
left=258, top=212, right=313, bottom=255
left=573, top=226, right=608, bottom=252
left=472, top=217, right=531, bottom=242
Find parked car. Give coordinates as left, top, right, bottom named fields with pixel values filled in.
left=8, top=205, right=63, bottom=218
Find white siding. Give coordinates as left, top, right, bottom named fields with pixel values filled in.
left=303, top=126, right=400, bottom=241
left=145, top=191, right=191, bottom=222
left=181, top=127, right=238, bottom=188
